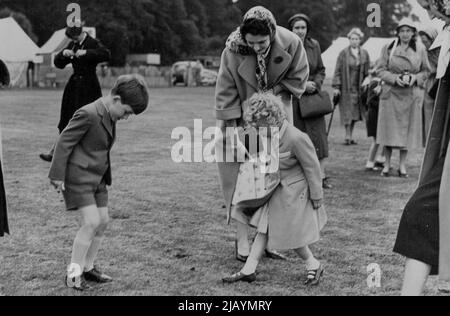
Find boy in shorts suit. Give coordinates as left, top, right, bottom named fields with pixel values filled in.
left=49, top=74, right=149, bottom=291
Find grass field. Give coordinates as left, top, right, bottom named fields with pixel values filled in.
left=0, top=87, right=445, bottom=296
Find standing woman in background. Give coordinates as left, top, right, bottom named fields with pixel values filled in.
left=376, top=19, right=430, bottom=178
left=333, top=28, right=370, bottom=146
left=289, top=14, right=332, bottom=189
left=0, top=123, right=9, bottom=237
left=419, top=26, right=440, bottom=145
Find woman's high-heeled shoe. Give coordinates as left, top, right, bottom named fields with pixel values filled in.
left=222, top=272, right=257, bottom=284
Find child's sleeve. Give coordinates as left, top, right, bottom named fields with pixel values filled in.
left=291, top=132, right=324, bottom=201
left=48, top=109, right=91, bottom=181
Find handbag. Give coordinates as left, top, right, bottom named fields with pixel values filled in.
left=232, top=134, right=280, bottom=216
left=299, top=90, right=334, bottom=119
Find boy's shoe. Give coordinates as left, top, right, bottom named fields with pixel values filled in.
left=65, top=275, right=90, bottom=291
left=83, top=267, right=113, bottom=283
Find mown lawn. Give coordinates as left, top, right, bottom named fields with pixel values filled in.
left=0, top=87, right=445, bottom=296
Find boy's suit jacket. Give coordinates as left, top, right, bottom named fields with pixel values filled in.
left=49, top=99, right=116, bottom=187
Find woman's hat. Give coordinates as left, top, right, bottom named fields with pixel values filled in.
left=396, top=18, right=417, bottom=32
left=288, top=13, right=310, bottom=30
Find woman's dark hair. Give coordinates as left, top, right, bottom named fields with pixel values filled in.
left=419, top=31, right=433, bottom=43
left=288, top=14, right=310, bottom=32
left=240, top=18, right=271, bottom=38
left=389, top=28, right=418, bottom=52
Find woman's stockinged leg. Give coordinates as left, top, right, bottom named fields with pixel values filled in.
left=382, top=147, right=393, bottom=174
left=236, top=222, right=250, bottom=257
left=84, top=207, right=109, bottom=272
left=401, top=258, right=431, bottom=296
left=345, top=124, right=351, bottom=141
left=70, top=205, right=101, bottom=272
left=241, top=233, right=268, bottom=275
left=399, top=150, right=408, bottom=174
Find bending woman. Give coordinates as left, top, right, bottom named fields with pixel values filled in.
left=215, top=6, right=309, bottom=262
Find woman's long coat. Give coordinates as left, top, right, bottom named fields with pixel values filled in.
left=54, top=34, right=110, bottom=133
left=376, top=42, right=430, bottom=149
left=215, top=26, right=309, bottom=215
left=0, top=125, right=9, bottom=237
left=293, top=37, right=328, bottom=159
left=332, top=46, right=370, bottom=125
left=264, top=122, right=326, bottom=250
left=420, top=65, right=450, bottom=281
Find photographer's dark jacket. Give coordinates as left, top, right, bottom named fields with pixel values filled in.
left=54, top=33, right=110, bottom=133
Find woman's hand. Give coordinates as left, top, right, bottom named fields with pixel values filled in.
left=409, top=74, right=417, bottom=87
left=50, top=180, right=65, bottom=193
left=305, top=81, right=317, bottom=94
left=311, top=199, right=323, bottom=210
left=333, top=89, right=341, bottom=98
left=395, top=76, right=407, bottom=87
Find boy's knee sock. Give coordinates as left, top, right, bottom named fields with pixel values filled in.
left=84, top=236, right=104, bottom=272
left=70, top=228, right=94, bottom=273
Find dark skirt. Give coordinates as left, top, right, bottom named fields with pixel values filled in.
left=0, top=159, right=9, bottom=237
left=365, top=103, right=379, bottom=138
left=293, top=98, right=329, bottom=160
left=393, top=157, right=445, bottom=275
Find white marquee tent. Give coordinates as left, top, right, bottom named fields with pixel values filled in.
left=321, top=36, right=397, bottom=79
left=0, top=17, right=41, bottom=87
left=321, top=37, right=349, bottom=79
left=362, top=37, right=396, bottom=65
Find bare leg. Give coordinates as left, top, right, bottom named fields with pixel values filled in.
left=84, top=207, right=109, bottom=272
left=70, top=205, right=101, bottom=272
left=401, top=258, right=431, bottom=296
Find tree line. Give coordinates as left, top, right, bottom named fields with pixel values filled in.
left=0, top=0, right=410, bottom=66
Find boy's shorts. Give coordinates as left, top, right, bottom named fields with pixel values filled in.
left=63, top=181, right=108, bottom=211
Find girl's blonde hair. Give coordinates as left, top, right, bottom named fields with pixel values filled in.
left=243, top=92, right=286, bottom=129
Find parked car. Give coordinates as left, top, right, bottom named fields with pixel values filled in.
left=171, top=61, right=218, bottom=86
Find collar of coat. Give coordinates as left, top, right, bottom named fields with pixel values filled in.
left=344, top=46, right=369, bottom=65
left=235, top=26, right=298, bottom=91
left=95, top=99, right=115, bottom=138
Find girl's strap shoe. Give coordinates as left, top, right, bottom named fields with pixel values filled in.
left=304, top=264, right=324, bottom=286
